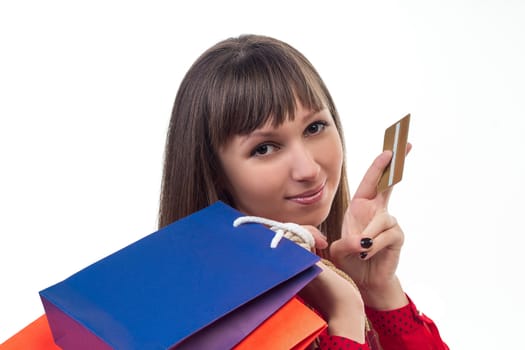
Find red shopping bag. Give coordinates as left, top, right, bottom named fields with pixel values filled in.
left=234, top=296, right=327, bottom=350
left=1, top=315, right=59, bottom=350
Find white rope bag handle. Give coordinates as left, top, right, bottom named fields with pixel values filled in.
left=233, top=216, right=315, bottom=250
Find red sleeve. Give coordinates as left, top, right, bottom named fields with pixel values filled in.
left=364, top=295, right=449, bottom=350
left=317, top=331, right=370, bottom=350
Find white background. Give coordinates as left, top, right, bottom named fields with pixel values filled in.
left=1, top=1, right=524, bottom=348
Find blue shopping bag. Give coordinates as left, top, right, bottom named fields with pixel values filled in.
left=40, top=201, right=320, bottom=349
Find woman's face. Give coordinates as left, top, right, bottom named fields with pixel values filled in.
left=218, top=102, right=343, bottom=227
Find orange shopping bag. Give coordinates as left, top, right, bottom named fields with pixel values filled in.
left=1, top=315, right=60, bottom=350
left=234, top=296, right=327, bottom=350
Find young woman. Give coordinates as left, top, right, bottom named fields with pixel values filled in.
left=159, top=34, right=448, bottom=350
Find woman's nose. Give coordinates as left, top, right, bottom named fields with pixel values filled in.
left=290, top=144, right=320, bottom=181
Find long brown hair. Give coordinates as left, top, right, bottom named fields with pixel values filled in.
left=159, top=34, right=349, bottom=247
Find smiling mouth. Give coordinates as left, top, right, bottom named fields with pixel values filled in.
left=286, top=183, right=325, bottom=205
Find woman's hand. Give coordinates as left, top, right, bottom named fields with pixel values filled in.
left=299, top=226, right=367, bottom=343
left=330, top=146, right=411, bottom=310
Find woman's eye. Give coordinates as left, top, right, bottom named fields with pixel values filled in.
left=251, top=143, right=278, bottom=157
left=304, top=121, right=328, bottom=136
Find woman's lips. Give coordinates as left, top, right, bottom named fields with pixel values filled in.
left=286, top=184, right=325, bottom=205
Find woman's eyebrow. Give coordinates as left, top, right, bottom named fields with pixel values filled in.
left=238, top=130, right=277, bottom=146
left=237, top=109, right=323, bottom=146
left=301, top=109, right=320, bottom=122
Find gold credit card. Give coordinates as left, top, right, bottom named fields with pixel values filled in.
left=377, top=114, right=410, bottom=193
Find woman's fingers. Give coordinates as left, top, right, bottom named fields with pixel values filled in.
left=406, top=142, right=413, bottom=155
left=359, top=227, right=404, bottom=260
left=361, top=211, right=398, bottom=240
left=353, top=151, right=393, bottom=201
left=381, top=142, right=413, bottom=204
left=331, top=211, right=403, bottom=258
left=353, top=143, right=413, bottom=207
left=302, top=225, right=328, bottom=250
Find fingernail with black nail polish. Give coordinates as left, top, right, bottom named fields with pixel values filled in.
left=360, top=238, right=373, bottom=249
left=360, top=252, right=368, bottom=259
